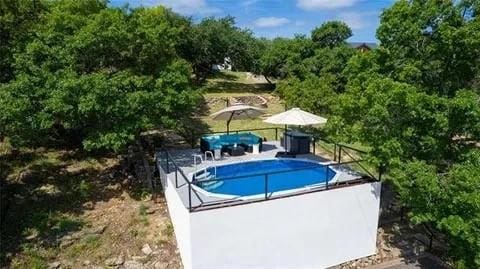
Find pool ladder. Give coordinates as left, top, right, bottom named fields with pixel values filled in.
left=193, top=151, right=217, bottom=181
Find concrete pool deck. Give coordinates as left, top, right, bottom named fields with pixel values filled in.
left=157, top=141, right=365, bottom=210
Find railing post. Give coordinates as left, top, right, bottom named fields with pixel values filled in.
left=378, top=163, right=385, bottom=181
left=264, top=174, right=269, bottom=200
left=188, top=182, right=192, bottom=212
left=333, top=144, right=337, bottom=162
left=190, top=129, right=195, bottom=149
left=275, top=128, right=278, bottom=141
left=338, top=145, right=342, bottom=163
left=175, top=167, right=178, bottom=188
left=325, top=165, right=329, bottom=190
left=166, top=153, right=170, bottom=173
left=312, top=137, right=316, bottom=155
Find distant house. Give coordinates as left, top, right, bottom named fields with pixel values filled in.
left=349, top=42, right=378, bottom=52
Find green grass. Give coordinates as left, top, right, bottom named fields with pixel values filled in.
left=137, top=204, right=150, bottom=226
left=202, top=71, right=274, bottom=94
left=11, top=248, right=49, bottom=269
left=10, top=243, right=57, bottom=269
left=65, top=235, right=101, bottom=259
left=0, top=146, right=108, bottom=267
left=196, top=70, right=283, bottom=139
left=162, top=223, right=174, bottom=238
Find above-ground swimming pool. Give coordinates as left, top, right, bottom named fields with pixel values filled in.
left=193, top=159, right=336, bottom=197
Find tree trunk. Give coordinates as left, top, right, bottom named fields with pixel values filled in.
left=136, top=140, right=153, bottom=191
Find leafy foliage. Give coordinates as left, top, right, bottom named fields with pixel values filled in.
left=322, top=1, right=480, bottom=267
left=0, top=1, right=202, bottom=151
left=311, top=21, right=352, bottom=48
left=185, top=16, right=261, bottom=83
left=262, top=1, right=480, bottom=267
left=255, top=36, right=314, bottom=83
left=269, top=23, right=355, bottom=113
left=393, top=151, right=480, bottom=268
left=376, top=0, right=480, bottom=96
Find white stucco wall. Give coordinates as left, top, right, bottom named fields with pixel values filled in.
left=161, top=165, right=381, bottom=269
left=160, top=170, right=192, bottom=269
left=189, top=182, right=381, bottom=269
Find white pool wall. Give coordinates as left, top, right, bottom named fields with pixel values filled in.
left=160, top=169, right=193, bottom=268
left=164, top=178, right=381, bottom=269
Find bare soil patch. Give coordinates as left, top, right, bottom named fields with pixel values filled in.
left=1, top=145, right=181, bottom=269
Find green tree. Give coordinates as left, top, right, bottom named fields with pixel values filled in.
left=0, top=0, right=47, bottom=82
left=376, top=0, right=480, bottom=96
left=277, top=75, right=336, bottom=115
left=185, top=16, right=256, bottom=83
left=256, top=36, right=314, bottom=83
left=0, top=1, right=199, bottom=151
left=392, top=150, right=480, bottom=269
left=325, top=1, right=480, bottom=267
left=270, top=26, right=354, bottom=113
left=311, top=21, right=352, bottom=48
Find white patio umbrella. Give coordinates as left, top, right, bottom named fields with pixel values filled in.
left=264, top=107, right=327, bottom=126
left=264, top=107, right=327, bottom=153
left=211, top=104, right=265, bottom=134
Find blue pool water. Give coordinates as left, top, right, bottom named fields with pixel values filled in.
left=195, top=159, right=336, bottom=196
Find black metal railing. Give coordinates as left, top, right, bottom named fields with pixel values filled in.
left=193, top=159, right=369, bottom=192
left=158, top=127, right=381, bottom=212
left=157, top=149, right=194, bottom=210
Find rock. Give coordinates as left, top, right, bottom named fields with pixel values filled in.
left=123, top=260, right=144, bottom=269
left=105, top=255, right=124, bottom=266
left=70, top=231, right=85, bottom=240
left=154, top=261, right=169, bottom=269
left=83, top=201, right=95, bottom=210
left=107, top=183, right=122, bottom=191
left=131, top=255, right=148, bottom=262
left=83, top=260, right=91, bottom=266
left=145, top=208, right=156, bottom=214
left=141, top=244, right=153, bottom=256
left=87, top=225, right=107, bottom=235
left=61, top=235, right=73, bottom=241
left=62, top=260, right=74, bottom=268
left=60, top=239, right=74, bottom=248
left=25, top=230, right=39, bottom=241
left=48, top=261, right=61, bottom=269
